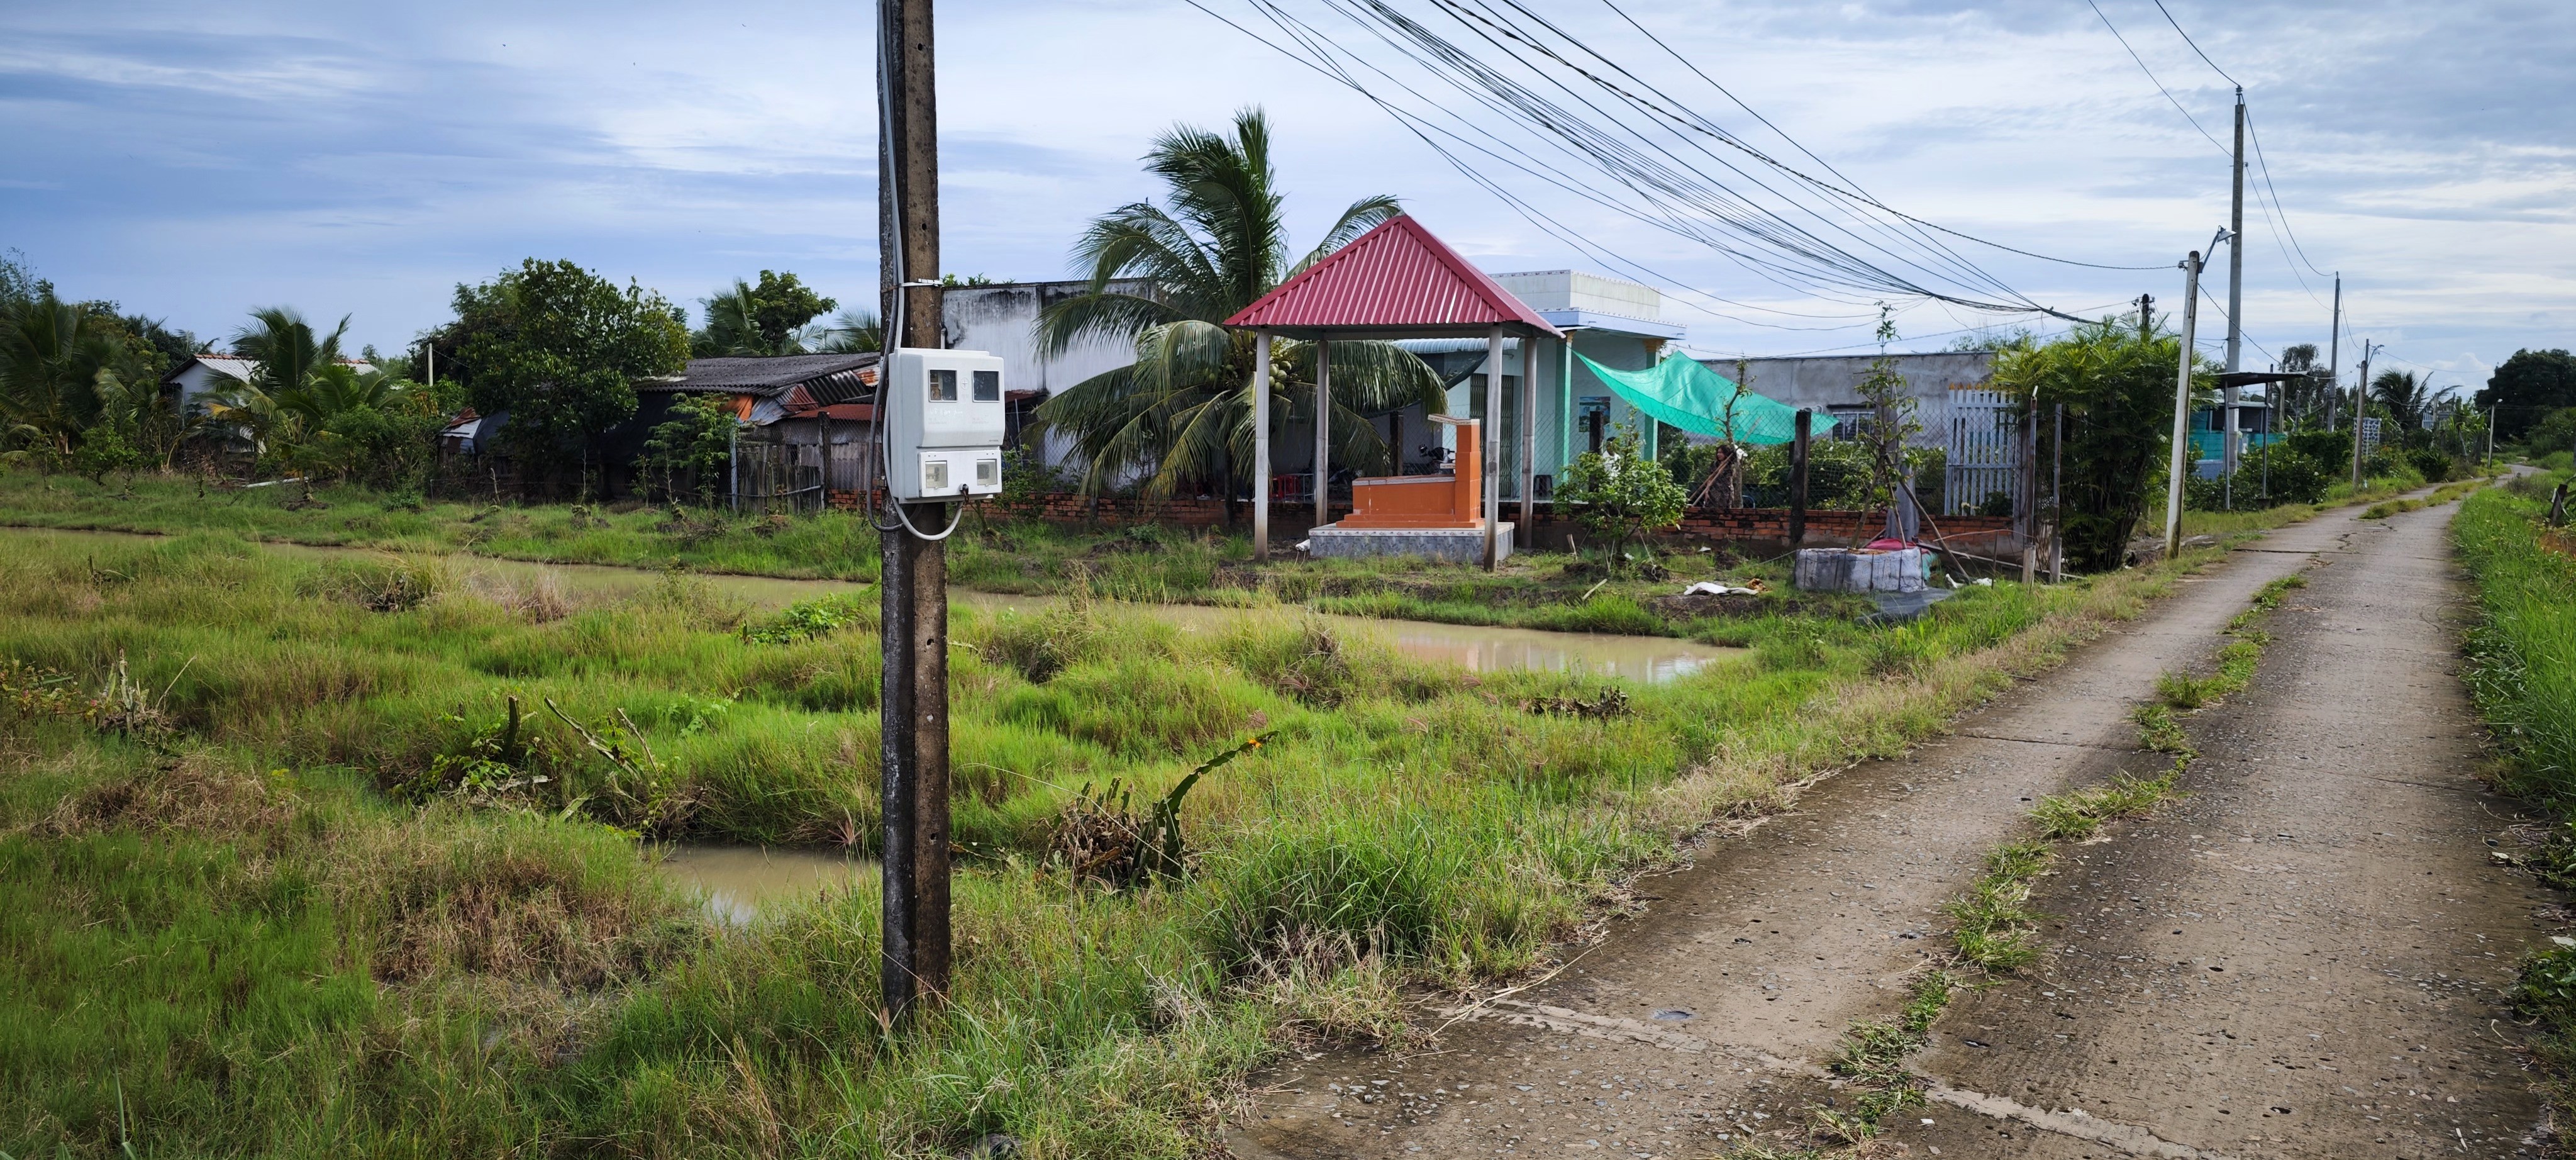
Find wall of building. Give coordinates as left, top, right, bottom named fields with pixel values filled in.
left=1696, top=351, right=1996, bottom=449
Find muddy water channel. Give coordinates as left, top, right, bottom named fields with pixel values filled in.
left=652, top=844, right=875, bottom=925
left=13, top=526, right=1741, bottom=683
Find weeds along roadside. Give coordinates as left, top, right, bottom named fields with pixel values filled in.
left=1743, top=571, right=2311, bottom=1155
left=0, top=498, right=2333, bottom=1156
left=2452, top=471, right=2576, bottom=1129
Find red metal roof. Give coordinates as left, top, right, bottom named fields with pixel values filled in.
left=1224, top=215, right=1562, bottom=338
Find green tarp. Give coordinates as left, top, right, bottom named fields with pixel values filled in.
left=1575, top=352, right=1809, bottom=444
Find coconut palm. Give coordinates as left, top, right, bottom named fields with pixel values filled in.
left=815, top=308, right=882, bottom=354
left=206, top=307, right=363, bottom=450
left=0, top=289, right=121, bottom=456
left=1032, top=108, right=1445, bottom=498
left=2371, top=369, right=2436, bottom=431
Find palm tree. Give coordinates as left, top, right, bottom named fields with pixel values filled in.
left=2371, top=369, right=2435, bottom=431
left=696, top=281, right=806, bottom=356
left=815, top=308, right=882, bottom=354
left=0, top=289, right=120, bottom=457
left=207, top=307, right=360, bottom=452
left=1032, top=108, right=1445, bottom=499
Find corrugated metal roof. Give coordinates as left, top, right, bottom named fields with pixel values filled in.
left=1223, top=215, right=1562, bottom=337
left=658, top=353, right=880, bottom=393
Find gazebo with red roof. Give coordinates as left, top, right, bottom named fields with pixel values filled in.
left=1224, top=214, right=1561, bottom=568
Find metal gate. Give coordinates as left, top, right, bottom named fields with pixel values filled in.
left=734, top=438, right=824, bottom=515
left=1944, top=388, right=2025, bottom=519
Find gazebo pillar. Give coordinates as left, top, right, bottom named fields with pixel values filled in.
left=1252, top=328, right=1272, bottom=560
left=1314, top=340, right=1331, bottom=532
left=1518, top=335, right=1536, bottom=540
left=1482, top=325, right=1503, bottom=571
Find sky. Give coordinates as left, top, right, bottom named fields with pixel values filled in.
left=4, top=0, right=2570, bottom=397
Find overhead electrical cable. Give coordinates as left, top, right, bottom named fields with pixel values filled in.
left=2150, top=0, right=2240, bottom=87
left=2084, top=0, right=2230, bottom=157
left=1195, top=0, right=2126, bottom=323
left=1191, top=0, right=1882, bottom=330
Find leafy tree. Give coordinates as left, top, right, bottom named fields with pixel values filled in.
left=1990, top=317, right=2210, bottom=572
left=1553, top=422, right=1686, bottom=564
left=693, top=270, right=836, bottom=357
left=637, top=394, right=738, bottom=506
left=1853, top=306, right=1925, bottom=520
left=1032, top=108, right=1445, bottom=499
left=2528, top=406, right=2576, bottom=459
left=2477, top=349, right=2576, bottom=442
left=449, top=259, right=691, bottom=492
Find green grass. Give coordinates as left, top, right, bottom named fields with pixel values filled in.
left=0, top=516, right=2198, bottom=1156
left=2454, top=472, right=2576, bottom=1134
left=0, top=472, right=1844, bottom=638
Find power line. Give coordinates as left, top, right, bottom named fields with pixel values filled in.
left=2151, top=0, right=2240, bottom=87
left=1199, top=0, right=2122, bottom=321
left=2084, top=0, right=2229, bottom=157
left=2243, top=107, right=2333, bottom=281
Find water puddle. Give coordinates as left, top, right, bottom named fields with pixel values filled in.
left=652, top=844, right=874, bottom=925
left=7, top=526, right=1741, bottom=683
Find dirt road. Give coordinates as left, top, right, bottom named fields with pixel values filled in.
left=1226, top=498, right=2557, bottom=1159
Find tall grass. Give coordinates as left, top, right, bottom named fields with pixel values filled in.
left=2457, top=479, right=2576, bottom=801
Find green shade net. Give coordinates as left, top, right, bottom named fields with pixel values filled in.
left=1575, top=351, right=1808, bottom=444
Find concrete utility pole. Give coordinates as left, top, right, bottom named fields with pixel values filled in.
left=2326, top=274, right=2341, bottom=432
left=2164, top=249, right=2206, bottom=561
left=2223, top=89, right=2247, bottom=485
left=2350, top=342, right=2380, bottom=492
left=877, top=0, right=950, bottom=1028
left=2136, top=293, right=2153, bottom=338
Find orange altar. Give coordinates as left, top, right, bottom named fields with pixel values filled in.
left=1338, top=419, right=1482, bottom=530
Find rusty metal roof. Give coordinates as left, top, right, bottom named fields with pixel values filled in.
left=1224, top=215, right=1562, bottom=339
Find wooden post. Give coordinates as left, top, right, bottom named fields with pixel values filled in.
left=1252, top=329, right=1271, bottom=560
left=1313, top=339, right=1330, bottom=532
left=877, top=0, right=948, bottom=1028
left=1787, top=409, right=1811, bottom=549
left=1482, top=325, right=1504, bottom=570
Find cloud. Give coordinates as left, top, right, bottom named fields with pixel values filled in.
left=0, top=0, right=2567, bottom=389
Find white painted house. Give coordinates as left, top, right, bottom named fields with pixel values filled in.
left=161, top=354, right=376, bottom=417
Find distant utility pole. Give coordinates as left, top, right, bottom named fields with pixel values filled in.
left=877, top=0, right=950, bottom=1028
left=2350, top=341, right=2379, bottom=492
left=2164, top=248, right=2206, bottom=560
left=2136, top=293, right=2154, bottom=338
left=2326, top=274, right=2341, bottom=431
left=2222, top=88, right=2247, bottom=483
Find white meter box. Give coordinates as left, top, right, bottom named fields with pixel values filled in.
left=886, top=347, right=1006, bottom=501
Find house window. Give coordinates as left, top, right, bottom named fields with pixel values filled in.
left=929, top=369, right=957, bottom=402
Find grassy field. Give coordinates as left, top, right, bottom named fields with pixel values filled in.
left=0, top=517, right=2239, bottom=1157
left=0, top=472, right=1985, bottom=637
left=0, top=465, right=2412, bottom=1157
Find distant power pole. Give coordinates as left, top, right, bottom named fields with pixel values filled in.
left=2136, top=293, right=2154, bottom=338
left=2350, top=341, right=2379, bottom=492
left=2326, top=274, right=2341, bottom=431
left=2222, top=88, right=2247, bottom=482
left=877, top=0, right=951, bottom=1028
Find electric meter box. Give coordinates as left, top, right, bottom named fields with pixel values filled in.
left=885, top=347, right=1006, bottom=501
